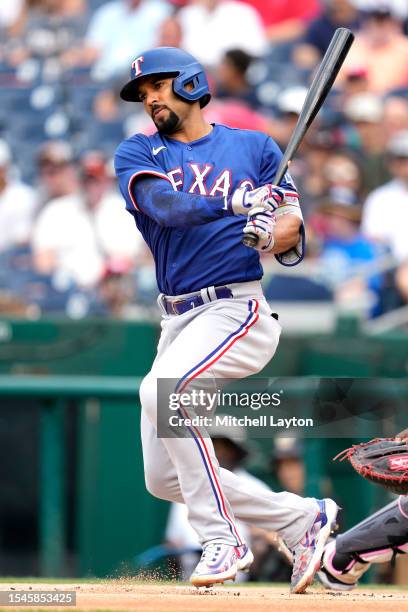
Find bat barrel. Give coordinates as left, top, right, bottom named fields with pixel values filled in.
left=274, top=27, right=354, bottom=186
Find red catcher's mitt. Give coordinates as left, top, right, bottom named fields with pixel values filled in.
left=334, top=438, right=408, bottom=495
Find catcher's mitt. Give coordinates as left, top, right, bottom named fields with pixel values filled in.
left=334, top=438, right=408, bottom=495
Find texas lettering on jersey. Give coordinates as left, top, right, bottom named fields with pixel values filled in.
left=167, top=164, right=255, bottom=196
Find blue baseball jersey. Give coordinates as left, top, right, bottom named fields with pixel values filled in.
left=115, top=123, right=301, bottom=295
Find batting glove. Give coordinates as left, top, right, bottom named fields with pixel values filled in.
left=228, top=184, right=285, bottom=216
left=243, top=207, right=276, bottom=252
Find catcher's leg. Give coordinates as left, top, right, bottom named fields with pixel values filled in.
left=318, top=497, right=408, bottom=590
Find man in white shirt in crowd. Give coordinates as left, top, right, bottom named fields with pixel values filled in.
left=178, top=0, right=267, bottom=68
left=32, top=150, right=143, bottom=288
left=62, top=0, right=172, bottom=80
left=0, top=140, right=37, bottom=253
left=363, top=130, right=408, bottom=262
left=362, top=130, right=408, bottom=304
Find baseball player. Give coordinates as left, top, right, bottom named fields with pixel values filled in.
left=114, top=46, right=338, bottom=593
left=319, top=428, right=408, bottom=590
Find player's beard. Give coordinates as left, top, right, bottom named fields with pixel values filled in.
left=153, top=108, right=181, bottom=134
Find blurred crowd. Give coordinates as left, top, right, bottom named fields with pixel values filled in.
left=1, top=0, right=408, bottom=320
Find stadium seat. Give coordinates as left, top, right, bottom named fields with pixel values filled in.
left=0, top=87, right=35, bottom=114
left=74, top=119, right=124, bottom=155
left=68, top=85, right=105, bottom=115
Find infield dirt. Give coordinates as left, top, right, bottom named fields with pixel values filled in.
left=2, top=581, right=408, bottom=611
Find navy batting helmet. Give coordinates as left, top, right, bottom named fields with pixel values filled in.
left=120, top=47, right=211, bottom=108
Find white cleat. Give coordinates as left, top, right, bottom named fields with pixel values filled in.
left=237, top=543, right=254, bottom=571
left=190, top=543, right=253, bottom=587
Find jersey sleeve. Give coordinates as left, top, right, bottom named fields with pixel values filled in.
left=114, top=136, right=173, bottom=214
left=260, top=136, right=305, bottom=267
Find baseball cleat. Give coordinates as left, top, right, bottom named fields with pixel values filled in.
left=317, top=539, right=369, bottom=591
left=290, top=498, right=339, bottom=594
left=237, top=543, right=254, bottom=571
left=190, top=542, right=253, bottom=587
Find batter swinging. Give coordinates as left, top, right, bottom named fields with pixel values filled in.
left=114, top=46, right=337, bottom=593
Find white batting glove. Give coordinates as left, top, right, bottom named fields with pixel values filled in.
left=228, top=184, right=285, bottom=216
left=243, top=207, right=276, bottom=252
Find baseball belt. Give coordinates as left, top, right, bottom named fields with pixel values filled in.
left=161, top=286, right=233, bottom=315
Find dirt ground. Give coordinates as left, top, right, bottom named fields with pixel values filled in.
left=2, top=581, right=408, bottom=612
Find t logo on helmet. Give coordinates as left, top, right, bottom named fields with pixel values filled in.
left=132, top=56, right=144, bottom=77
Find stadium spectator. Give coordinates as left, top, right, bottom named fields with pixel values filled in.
left=310, top=194, right=384, bottom=314
left=272, top=437, right=305, bottom=496
left=0, top=140, right=37, bottom=253
left=269, top=86, right=308, bottom=149
left=362, top=130, right=408, bottom=263
left=344, top=93, right=391, bottom=192
left=36, top=141, right=79, bottom=208
left=204, top=99, right=270, bottom=134
left=316, top=67, right=371, bottom=123
left=213, top=49, right=260, bottom=109
left=156, top=14, right=183, bottom=48
left=168, top=0, right=189, bottom=5
left=32, top=150, right=142, bottom=288
left=294, top=0, right=359, bottom=69
left=177, top=0, right=267, bottom=68
left=62, top=0, right=172, bottom=80
left=383, top=96, right=408, bottom=141
left=354, top=0, right=408, bottom=25
left=340, top=66, right=370, bottom=100
left=0, top=0, right=24, bottom=35
left=322, top=152, right=364, bottom=204
left=5, top=0, right=87, bottom=67
left=96, top=261, right=136, bottom=317
left=241, top=0, right=320, bottom=43
left=338, top=5, right=408, bottom=94
left=93, top=80, right=133, bottom=123
left=316, top=195, right=381, bottom=282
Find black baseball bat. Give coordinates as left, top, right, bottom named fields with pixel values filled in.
left=242, top=27, right=354, bottom=248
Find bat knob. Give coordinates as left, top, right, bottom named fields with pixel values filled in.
left=242, top=233, right=259, bottom=248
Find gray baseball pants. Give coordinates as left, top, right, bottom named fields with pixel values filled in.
left=140, top=281, right=319, bottom=549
